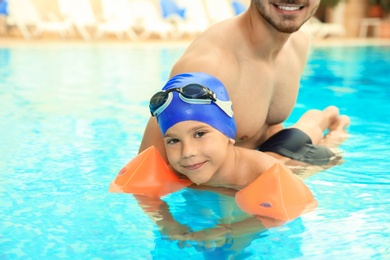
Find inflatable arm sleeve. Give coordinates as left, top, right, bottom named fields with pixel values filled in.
left=109, top=146, right=192, bottom=197
left=235, top=163, right=318, bottom=221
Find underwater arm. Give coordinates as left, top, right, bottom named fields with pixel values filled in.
left=134, top=195, right=191, bottom=236
left=134, top=195, right=272, bottom=250
left=170, top=215, right=285, bottom=250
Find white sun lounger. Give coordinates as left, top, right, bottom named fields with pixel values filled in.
left=203, top=0, right=235, bottom=25
left=7, top=0, right=73, bottom=39
left=302, top=17, right=345, bottom=39
left=58, top=0, right=138, bottom=40
left=98, top=0, right=138, bottom=40
left=128, top=0, right=176, bottom=40
left=170, top=0, right=210, bottom=38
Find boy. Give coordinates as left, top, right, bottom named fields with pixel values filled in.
left=110, top=71, right=349, bottom=243
left=149, top=72, right=350, bottom=189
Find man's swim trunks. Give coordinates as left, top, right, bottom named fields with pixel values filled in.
left=258, top=128, right=335, bottom=166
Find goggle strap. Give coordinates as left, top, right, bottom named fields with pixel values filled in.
left=214, top=99, right=234, bottom=118
left=180, top=94, right=233, bottom=117
left=179, top=94, right=212, bottom=105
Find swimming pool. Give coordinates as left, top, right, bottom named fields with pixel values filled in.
left=1, top=42, right=390, bottom=259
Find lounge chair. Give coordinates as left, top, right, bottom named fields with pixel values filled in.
left=170, top=0, right=210, bottom=38
left=203, top=0, right=235, bottom=25
left=159, top=0, right=186, bottom=20
left=231, top=0, right=247, bottom=15
left=7, top=0, right=73, bottom=39
left=302, top=17, right=345, bottom=39
left=57, top=0, right=96, bottom=39
left=128, top=0, right=176, bottom=40
left=0, top=0, right=7, bottom=36
left=98, top=0, right=138, bottom=39
left=58, top=0, right=137, bottom=40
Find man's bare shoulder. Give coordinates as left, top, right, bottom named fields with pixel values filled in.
left=289, top=29, right=311, bottom=65
left=170, top=19, right=242, bottom=78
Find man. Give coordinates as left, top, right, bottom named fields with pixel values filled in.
left=139, top=0, right=325, bottom=163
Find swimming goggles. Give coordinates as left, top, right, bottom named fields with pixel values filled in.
left=149, top=83, right=234, bottom=118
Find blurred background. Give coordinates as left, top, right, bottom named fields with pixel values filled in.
left=1, top=1, right=390, bottom=259
left=0, top=0, right=390, bottom=42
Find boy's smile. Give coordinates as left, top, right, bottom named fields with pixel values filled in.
left=182, top=161, right=206, bottom=171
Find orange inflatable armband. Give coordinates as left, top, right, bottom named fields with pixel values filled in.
left=235, top=163, right=318, bottom=221
left=109, top=146, right=192, bottom=197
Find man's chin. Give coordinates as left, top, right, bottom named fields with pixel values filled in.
left=275, top=24, right=303, bottom=34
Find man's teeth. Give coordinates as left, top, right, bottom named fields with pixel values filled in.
left=277, top=5, right=301, bottom=11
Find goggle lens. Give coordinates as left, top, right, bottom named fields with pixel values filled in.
left=180, top=84, right=214, bottom=100
left=149, top=92, right=169, bottom=111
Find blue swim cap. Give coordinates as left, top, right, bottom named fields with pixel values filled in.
left=155, top=72, right=236, bottom=139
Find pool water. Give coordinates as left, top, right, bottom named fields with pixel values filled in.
left=1, top=43, right=390, bottom=259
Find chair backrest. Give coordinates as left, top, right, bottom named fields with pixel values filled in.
left=159, top=0, right=185, bottom=19
left=58, top=0, right=96, bottom=26
left=8, top=0, right=41, bottom=25
left=231, top=0, right=246, bottom=15
left=128, top=0, right=163, bottom=25
left=203, top=0, right=234, bottom=24
left=100, top=0, right=133, bottom=24
left=176, top=0, right=209, bottom=29
left=0, top=0, right=8, bottom=15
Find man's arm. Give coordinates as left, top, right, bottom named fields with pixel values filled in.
left=138, top=117, right=168, bottom=162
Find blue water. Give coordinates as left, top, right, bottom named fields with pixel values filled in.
left=1, top=43, right=390, bottom=259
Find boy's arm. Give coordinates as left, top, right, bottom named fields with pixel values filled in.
left=134, top=195, right=190, bottom=236
left=135, top=193, right=277, bottom=249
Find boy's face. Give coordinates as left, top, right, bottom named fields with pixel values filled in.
left=163, top=121, right=234, bottom=185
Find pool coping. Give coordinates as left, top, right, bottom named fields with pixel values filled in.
left=1, top=37, right=390, bottom=48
